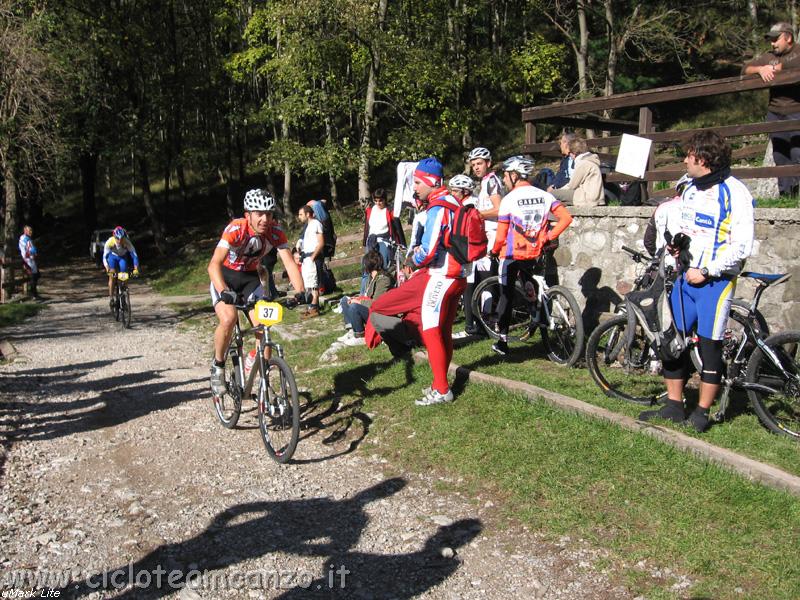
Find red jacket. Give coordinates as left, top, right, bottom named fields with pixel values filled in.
left=362, top=205, right=406, bottom=247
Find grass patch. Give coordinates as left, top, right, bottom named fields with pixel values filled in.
left=264, top=315, right=800, bottom=600
left=0, top=302, right=45, bottom=328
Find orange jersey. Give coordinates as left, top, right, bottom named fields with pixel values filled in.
left=492, top=183, right=571, bottom=260
left=217, top=218, right=288, bottom=272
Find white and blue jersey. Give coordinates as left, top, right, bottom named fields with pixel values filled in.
left=671, top=174, right=754, bottom=340
left=677, top=176, right=754, bottom=278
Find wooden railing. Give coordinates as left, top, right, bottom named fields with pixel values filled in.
left=521, top=70, right=800, bottom=199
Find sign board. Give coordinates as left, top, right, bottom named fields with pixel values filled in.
left=615, top=133, right=653, bottom=179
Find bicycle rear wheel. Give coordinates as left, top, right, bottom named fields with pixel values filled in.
left=541, top=285, right=584, bottom=366
left=745, top=331, right=800, bottom=439
left=259, top=356, right=300, bottom=463
left=120, top=287, right=132, bottom=328
left=214, top=351, right=243, bottom=429
left=471, top=277, right=531, bottom=342
left=586, top=315, right=664, bottom=405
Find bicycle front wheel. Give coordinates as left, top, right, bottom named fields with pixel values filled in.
left=214, top=352, right=243, bottom=429
left=471, top=277, right=531, bottom=342
left=259, top=356, right=300, bottom=463
left=745, top=331, right=800, bottom=439
left=113, top=290, right=121, bottom=321
left=541, top=285, right=584, bottom=366
left=120, top=287, right=132, bottom=328
left=586, top=315, right=664, bottom=405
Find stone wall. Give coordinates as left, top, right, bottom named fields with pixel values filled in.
left=551, top=206, right=800, bottom=332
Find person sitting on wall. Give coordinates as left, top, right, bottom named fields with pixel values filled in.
left=547, top=134, right=605, bottom=207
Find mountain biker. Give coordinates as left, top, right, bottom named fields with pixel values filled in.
left=367, top=157, right=467, bottom=406
left=462, top=147, right=505, bottom=337
left=638, top=131, right=755, bottom=433
left=18, top=225, right=40, bottom=299
left=488, top=156, right=573, bottom=356
left=103, top=226, right=140, bottom=309
left=208, top=189, right=304, bottom=399
left=446, top=174, right=484, bottom=339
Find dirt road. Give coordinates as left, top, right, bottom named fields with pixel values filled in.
left=0, top=260, right=634, bottom=599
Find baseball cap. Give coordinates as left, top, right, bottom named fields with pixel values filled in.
left=765, top=22, right=794, bottom=40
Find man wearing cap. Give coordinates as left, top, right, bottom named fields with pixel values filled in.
left=367, top=157, right=467, bottom=406
left=743, top=22, right=800, bottom=196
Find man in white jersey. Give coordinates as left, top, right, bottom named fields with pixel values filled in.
left=639, top=131, right=754, bottom=433
left=452, top=147, right=504, bottom=338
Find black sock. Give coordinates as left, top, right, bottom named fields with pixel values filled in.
left=213, top=359, right=225, bottom=368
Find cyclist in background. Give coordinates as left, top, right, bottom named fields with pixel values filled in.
left=18, top=225, right=40, bottom=299
left=103, top=226, right=139, bottom=310
left=208, top=189, right=304, bottom=398
left=488, top=156, right=573, bottom=356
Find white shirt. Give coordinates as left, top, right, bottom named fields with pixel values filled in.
left=301, top=218, right=323, bottom=257
left=368, top=206, right=389, bottom=237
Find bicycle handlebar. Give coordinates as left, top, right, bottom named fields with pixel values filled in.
left=621, top=245, right=652, bottom=263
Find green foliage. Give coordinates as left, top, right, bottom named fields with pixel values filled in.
left=0, top=302, right=44, bottom=329
left=508, top=35, right=564, bottom=104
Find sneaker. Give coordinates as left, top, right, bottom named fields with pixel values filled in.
left=452, top=330, right=471, bottom=340
left=337, top=331, right=353, bottom=342
left=638, top=399, right=685, bottom=424
left=301, top=307, right=320, bottom=320
left=341, top=333, right=366, bottom=347
left=210, top=364, right=227, bottom=397
left=415, top=388, right=454, bottom=406
left=491, top=340, right=509, bottom=356
left=332, top=303, right=344, bottom=314
left=683, top=407, right=711, bottom=433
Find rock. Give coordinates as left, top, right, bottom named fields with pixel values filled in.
left=431, top=515, right=453, bottom=526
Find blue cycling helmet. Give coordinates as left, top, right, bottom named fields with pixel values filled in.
left=113, top=226, right=126, bottom=239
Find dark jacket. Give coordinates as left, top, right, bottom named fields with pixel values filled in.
left=361, top=270, right=393, bottom=308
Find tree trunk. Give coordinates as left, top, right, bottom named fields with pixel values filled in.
left=78, top=151, right=98, bottom=234
left=577, top=0, right=593, bottom=138
left=748, top=0, right=759, bottom=50
left=357, top=0, right=388, bottom=208
left=2, top=161, right=18, bottom=302
left=137, top=156, right=168, bottom=254
left=176, top=162, right=189, bottom=211
left=281, top=120, right=291, bottom=215
left=324, top=114, right=340, bottom=210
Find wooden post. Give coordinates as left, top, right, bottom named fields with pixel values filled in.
left=638, top=106, right=655, bottom=201
left=0, top=257, right=14, bottom=304
left=525, top=122, right=537, bottom=149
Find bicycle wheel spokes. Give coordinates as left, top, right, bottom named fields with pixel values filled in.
left=121, top=288, right=132, bottom=328
left=586, top=315, right=663, bottom=405
left=259, top=357, right=300, bottom=463
left=541, top=286, right=584, bottom=366
left=747, top=332, right=800, bottom=439
left=214, top=355, right=242, bottom=428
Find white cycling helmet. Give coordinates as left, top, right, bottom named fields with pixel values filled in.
left=468, top=147, right=491, bottom=161
left=675, top=173, right=692, bottom=195
left=448, top=174, right=475, bottom=191
left=243, top=189, right=276, bottom=212
left=501, top=155, right=535, bottom=176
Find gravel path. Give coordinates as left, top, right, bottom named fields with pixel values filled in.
left=0, top=260, right=637, bottom=599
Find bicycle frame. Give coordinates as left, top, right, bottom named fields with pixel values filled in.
left=517, top=262, right=562, bottom=332
left=229, top=308, right=286, bottom=401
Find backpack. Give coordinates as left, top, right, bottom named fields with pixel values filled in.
left=321, top=217, right=337, bottom=258
left=443, top=204, right=488, bottom=265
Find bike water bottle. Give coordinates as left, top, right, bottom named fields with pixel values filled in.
left=244, top=350, right=257, bottom=378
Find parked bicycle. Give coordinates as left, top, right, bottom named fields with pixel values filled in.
left=586, top=252, right=799, bottom=438
left=213, top=297, right=300, bottom=463
left=382, top=237, right=408, bottom=287
left=109, top=271, right=133, bottom=328
left=470, top=257, right=584, bottom=366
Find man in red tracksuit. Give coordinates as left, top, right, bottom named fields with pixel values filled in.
left=367, top=157, right=467, bottom=406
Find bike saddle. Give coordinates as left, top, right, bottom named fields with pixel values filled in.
left=740, top=272, right=790, bottom=286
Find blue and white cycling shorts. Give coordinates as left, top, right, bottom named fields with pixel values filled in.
left=107, top=253, right=132, bottom=273
left=670, top=275, right=736, bottom=341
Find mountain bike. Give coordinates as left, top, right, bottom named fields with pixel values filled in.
left=381, top=237, right=408, bottom=287
left=213, top=297, right=300, bottom=463
left=586, top=258, right=799, bottom=438
left=109, top=271, right=133, bottom=328
left=471, top=256, right=584, bottom=366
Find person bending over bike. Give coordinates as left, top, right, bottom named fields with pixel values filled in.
left=103, top=226, right=140, bottom=309
left=208, top=189, right=304, bottom=399
left=488, top=156, right=573, bottom=356
left=639, top=131, right=754, bottom=433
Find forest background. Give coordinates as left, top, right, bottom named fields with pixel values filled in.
left=0, top=0, right=796, bottom=257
